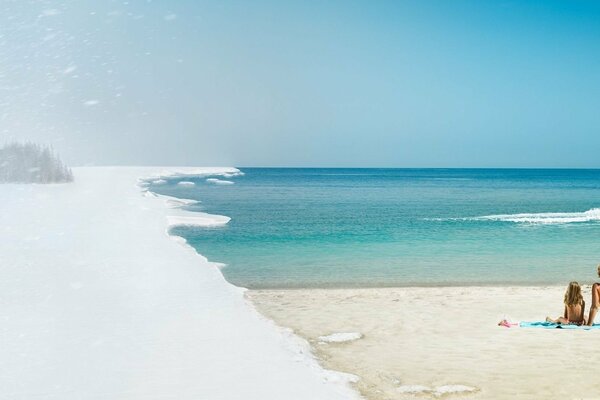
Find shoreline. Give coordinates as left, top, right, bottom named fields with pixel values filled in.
left=140, top=170, right=600, bottom=398
left=0, top=167, right=360, bottom=400
left=140, top=167, right=363, bottom=399
left=227, top=281, right=592, bottom=290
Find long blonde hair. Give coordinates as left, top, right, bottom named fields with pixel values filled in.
left=564, top=281, right=583, bottom=306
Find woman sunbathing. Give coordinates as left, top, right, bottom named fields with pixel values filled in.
left=546, top=281, right=586, bottom=325
left=586, top=265, right=600, bottom=326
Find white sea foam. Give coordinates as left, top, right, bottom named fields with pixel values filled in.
left=428, top=208, right=600, bottom=225
left=206, top=178, right=234, bottom=185
left=472, top=208, right=600, bottom=224
left=318, top=332, right=363, bottom=343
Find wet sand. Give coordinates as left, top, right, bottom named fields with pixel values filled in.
left=248, top=286, right=600, bottom=399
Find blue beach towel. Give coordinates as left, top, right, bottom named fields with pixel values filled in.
left=519, top=321, right=600, bottom=330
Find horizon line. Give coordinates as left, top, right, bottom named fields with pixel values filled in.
left=72, top=164, right=600, bottom=171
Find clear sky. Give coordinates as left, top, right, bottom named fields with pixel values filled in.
left=1, top=0, right=599, bottom=167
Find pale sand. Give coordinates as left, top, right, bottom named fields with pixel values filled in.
left=248, top=286, right=600, bottom=399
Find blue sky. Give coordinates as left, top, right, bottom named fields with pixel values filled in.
left=2, top=0, right=600, bottom=167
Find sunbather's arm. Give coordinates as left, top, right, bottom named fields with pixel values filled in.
left=588, top=285, right=599, bottom=326
left=588, top=306, right=598, bottom=326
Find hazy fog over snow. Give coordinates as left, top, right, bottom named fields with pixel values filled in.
left=1, top=1, right=600, bottom=167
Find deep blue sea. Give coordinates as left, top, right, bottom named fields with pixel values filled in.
left=149, top=168, right=600, bottom=288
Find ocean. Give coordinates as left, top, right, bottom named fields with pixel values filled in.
left=148, top=168, right=600, bottom=288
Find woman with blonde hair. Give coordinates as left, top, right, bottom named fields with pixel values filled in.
left=586, top=265, right=600, bottom=326
left=546, top=281, right=586, bottom=325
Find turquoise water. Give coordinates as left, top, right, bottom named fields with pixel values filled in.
left=149, top=169, right=600, bottom=288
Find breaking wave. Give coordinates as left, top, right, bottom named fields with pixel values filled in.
left=473, top=208, right=600, bottom=224
left=436, top=208, right=600, bottom=225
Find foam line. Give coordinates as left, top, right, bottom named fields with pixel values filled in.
left=473, top=208, right=600, bottom=224
left=429, top=207, right=600, bottom=225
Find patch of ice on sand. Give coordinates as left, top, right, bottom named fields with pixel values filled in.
left=434, top=385, right=477, bottom=395
left=397, top=385, right=432, bottom=394
left=397, top=383, right=478, bottom=396
left=318, top=332, right=363, bottom=343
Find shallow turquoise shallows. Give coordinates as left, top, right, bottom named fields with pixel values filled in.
left=149, top=169, right=600, bottom=289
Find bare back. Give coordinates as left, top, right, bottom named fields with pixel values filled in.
left=565, top=301, right=585, bottom=323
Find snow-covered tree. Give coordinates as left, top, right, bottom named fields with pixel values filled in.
left=0, top=142, right=73, bottom=183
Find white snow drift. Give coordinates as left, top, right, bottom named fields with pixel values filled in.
left=0, top=167, right=359, bottom=400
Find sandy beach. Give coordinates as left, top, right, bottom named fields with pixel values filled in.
left=248, top=286, right=600, bottom=399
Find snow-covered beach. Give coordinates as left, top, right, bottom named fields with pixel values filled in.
left=0, top=167, right=359, bottom=400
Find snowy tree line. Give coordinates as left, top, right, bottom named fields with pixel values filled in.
left=0, top=142, right=73, bottom=183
